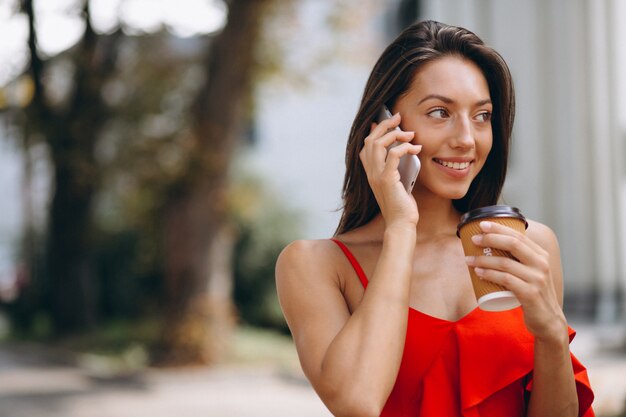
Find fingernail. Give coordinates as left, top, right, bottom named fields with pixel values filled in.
left=480, top=221, right=492, bottom=231
left=394, top=112, right=400, bottom=118
left=474, top=267, right=485, bottom=277
left=471, top=234, right=483, bottom=244
left=465, top=256, right=475, bottom=265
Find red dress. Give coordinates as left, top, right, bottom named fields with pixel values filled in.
left=331, top=239, right=595, bottom=417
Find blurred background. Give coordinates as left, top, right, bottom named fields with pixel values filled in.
left=0, top=0, right=625, bottom=416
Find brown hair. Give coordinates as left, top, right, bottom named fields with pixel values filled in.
left=335, top=20, right=515, bottom=235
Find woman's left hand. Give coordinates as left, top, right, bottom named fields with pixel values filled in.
left=465, top=221, right=567, bottom=341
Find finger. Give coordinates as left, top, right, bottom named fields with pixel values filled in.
left=368, top=112, right=412, bottom=141
left=365, top=117, right=397, bottom=145
left=472, top=221, right=545, bottom=265
left=361, top=111, right=416, bottom=178
left=371, top=143, right=420, bottom=191
left=470, top=232, right=536, bottom=266
left=472, top=267, right=527, bottom=295
left=479, top=221, right=545, bottom=254
left=371, top=111, right=401, bottom=135
left=383, top=143, right=422, bottom=171
left=360, top=140, right=403, bottom=181
left=364, top=118, right=412, bottom=148
left=378, top=129, right=415, bottom=149
left=359, top=146, right=386, bottom=179
left=473, top=266, right=555, bottom=307
left=467, top=254, right=533, bottom=283
left=362, top=130, right=415, bottom=170
left=386, top=141, right=421, bottom=159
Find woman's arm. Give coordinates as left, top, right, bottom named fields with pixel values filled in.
left=276, top=114, right=421, bottom=417
left=524, top=223, right=578, bottom=417
left=529, top=326, right=578, bottom=417
left=466, top=220, right=578, bottom=417
left=276, top=227, right=415, bottom=417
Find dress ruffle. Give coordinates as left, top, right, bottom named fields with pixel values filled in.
left=382, top=307, right=595, bottom=417
left=456, top=307, right=535, bottom=415
left=523, top=327, right=595, bottom=417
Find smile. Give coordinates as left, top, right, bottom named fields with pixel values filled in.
left=434, top=159, right=471, bottom=170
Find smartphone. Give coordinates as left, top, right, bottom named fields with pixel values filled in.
left=376, top=105, right=421, bottom=193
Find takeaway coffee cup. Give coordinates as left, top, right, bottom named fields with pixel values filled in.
left=457, top=205, right=528, bottom=312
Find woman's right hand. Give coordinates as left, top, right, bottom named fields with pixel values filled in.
left=359, top=112, right=422, bottom=229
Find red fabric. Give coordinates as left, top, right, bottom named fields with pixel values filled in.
left=330, top=239, right=595, bottom=417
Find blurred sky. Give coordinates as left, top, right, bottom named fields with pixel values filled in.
left=0, top=0, right=227, bottom=86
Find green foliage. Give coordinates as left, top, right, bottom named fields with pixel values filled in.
left=230, top=172, right=300, bottom=332
left=5, top=226, right=160, bottom=337
left=93, top=229, right=162, bottom=320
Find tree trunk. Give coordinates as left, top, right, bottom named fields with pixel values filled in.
left=160, top=0, right=274, bottom=365
left=23, top=0, right=120, bottom=333
left=46, top=138, right=99, bottom=331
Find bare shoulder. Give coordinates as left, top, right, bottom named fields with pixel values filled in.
left=525, top=219, right=560, bottom=254
left=275, top=239, right=346, bottom=311
left=275, top=239, right=353, bottom=353
left=276, top=239, right=340, bottom=278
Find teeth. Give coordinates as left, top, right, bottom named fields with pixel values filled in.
left=435, top=159, right=470, bottom=170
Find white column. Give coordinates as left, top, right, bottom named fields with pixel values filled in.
left=587, top=0, right=621, bottom=322
left=607, top=0, right=626, bottom=322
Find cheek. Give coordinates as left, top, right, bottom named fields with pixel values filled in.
left=479, top=130, right=493, bottom=158
left=483, top=138, right=493, bottom=158
left=475, top=136, right=493, bottom=172
left=411, top=125, right=436, bottom=148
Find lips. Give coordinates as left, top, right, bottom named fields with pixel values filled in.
left=433, top=158, right=472, bottom=170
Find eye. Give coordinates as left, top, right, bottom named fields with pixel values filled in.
left=428, top=108, right=448, bottom=119
left=475, top=111, right=492, bottom=122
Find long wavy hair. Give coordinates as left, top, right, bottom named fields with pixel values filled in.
left=335, top=20, right=515, bottom=235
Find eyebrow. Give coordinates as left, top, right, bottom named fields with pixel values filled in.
left=418, top=94, right=492, bottom=106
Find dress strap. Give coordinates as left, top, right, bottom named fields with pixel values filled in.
left=330, top=238, right=369, bottom=288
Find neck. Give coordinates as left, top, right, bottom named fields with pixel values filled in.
left=367, top=192, right=462, bottom=242
left=413, top=193, right=461, bottom=241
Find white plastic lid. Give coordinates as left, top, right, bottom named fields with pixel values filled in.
left=478, top=291, right=520, bottom=312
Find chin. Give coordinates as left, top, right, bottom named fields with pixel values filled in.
left=437, top=184, right=472, bottom=200
left=445, top=191, right=469, bottom=201
left=415, top=177, right=473, bottom=201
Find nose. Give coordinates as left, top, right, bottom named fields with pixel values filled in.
left=451, top=115, right=475, bottom=150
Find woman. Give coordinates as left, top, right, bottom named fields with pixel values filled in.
left=275, top=20, right=594, bottom=417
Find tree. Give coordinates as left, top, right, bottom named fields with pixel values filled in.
left=13, top=0, right=283, bottom=360
left=10, top=0, right=359, bottom=365
left=22, top=0, right=122, bottom=333
left=159, top=0, right=277, bottom=365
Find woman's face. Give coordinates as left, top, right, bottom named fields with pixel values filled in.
left=392, top=55, right=493, bottom=201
